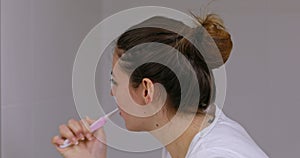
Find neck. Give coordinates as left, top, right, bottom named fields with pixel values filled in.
left=150, top=107, right=214, bottom=158
left=166, top=114, right=208, bottom=158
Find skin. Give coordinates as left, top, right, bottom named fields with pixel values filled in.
left=51, top=117, right=107, bottom=158
left=52, top=48, right=211, bottom=158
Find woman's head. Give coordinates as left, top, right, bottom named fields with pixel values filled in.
left=110, top=14, right=233, bottom=131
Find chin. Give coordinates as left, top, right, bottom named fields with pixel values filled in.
left=124, top=121, right=147, bottom=131
left=125, top=124, right=142, bottom=131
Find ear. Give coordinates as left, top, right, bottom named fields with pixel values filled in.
left=141, top=78, right=154, bottom=104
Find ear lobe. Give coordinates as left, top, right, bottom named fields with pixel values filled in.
left=146, top=96, right=152, bottom=104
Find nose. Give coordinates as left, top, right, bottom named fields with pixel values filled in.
left=110, top=89, right=113, bottom=96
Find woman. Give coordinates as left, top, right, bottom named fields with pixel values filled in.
left=52, top=13, right=268, bottom=158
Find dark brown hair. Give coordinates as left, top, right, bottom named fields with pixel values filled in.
left=115, top=14, right=233, bottom=113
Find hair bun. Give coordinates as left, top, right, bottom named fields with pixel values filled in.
left=201, top=14, right=225, bottom=30
left=193, top=13, right=233, bottom=68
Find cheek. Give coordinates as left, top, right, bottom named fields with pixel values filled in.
left=130, top=91, right=144, bottom=105
left=129, top=87, right=146, bottom=106
left=114, top=85, right=133, bottom=113
left=113, top=81, right=146, bottom=119
left=116, top=87, right=139, bottom=107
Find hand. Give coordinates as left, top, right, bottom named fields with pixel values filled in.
left=52, top=117, right=107, bottom=158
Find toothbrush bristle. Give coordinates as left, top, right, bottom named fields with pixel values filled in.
left=105, top=108, right=119, bottom=117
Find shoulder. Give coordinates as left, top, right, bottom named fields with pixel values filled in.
left=188, top=148, right=245, bottom=158
left=162, top=110, right=269, bottom=158
left=187, top=111, right=269, bottom=158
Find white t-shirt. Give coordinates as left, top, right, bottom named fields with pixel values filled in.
left=162, top=107, right=269, bottom=158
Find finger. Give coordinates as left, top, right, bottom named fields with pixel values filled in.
left=67, top=119, right=84, bottom=140
left=80, top=119, right=94, bottom=141
left=59, top=124, right=78, bottom=144
left=52, top=135, right=64, bottom=146
left=86, top=117, right=105, bottom=137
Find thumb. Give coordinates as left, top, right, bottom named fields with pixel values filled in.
left=85, top=116, right=95, bottom=125
left=85, top=116, right=106, bottom=143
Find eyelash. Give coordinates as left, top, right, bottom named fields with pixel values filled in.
left=109, top=78, right=117, bottom=86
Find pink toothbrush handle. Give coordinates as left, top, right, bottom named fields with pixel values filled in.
left=90, top=117, right=107, bottom=132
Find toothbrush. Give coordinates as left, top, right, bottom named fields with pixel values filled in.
left=59, top=108, right=119, bottom=148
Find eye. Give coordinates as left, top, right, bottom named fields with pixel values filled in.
left=110, top=70, right=118, bottom=87
left=109, top=78, right=118, bottom=86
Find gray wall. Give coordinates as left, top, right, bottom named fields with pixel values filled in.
left=1, top=0, right=300, bottom=157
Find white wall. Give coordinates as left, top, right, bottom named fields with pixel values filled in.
left=1, top=0, right=300, bottom=157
